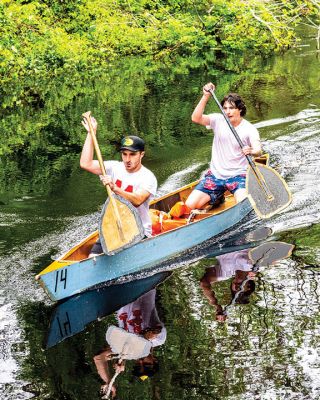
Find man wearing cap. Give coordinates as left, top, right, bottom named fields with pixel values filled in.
left=80, top=116, right=157, bottom=255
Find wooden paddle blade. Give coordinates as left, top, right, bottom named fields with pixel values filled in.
left=99, top=195, right=144, bottom=255
left=106, top=325, right=152, bottom=360
left=249, top=241, right=294, bottom=267
left=246, top=164, right=292, bottom=219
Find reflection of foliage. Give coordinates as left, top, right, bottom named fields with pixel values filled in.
left=279, top=224, right=320, bottom=249
left=17, top=293, right=167, bottom=399
left=17, top=300, right=114, bottom=399
left=0, top=0, right=319, bottom=110
left=148, top=261, right=320, bottom=398
left=16, top=301, right=54, bottom=397
left=0, top=56, right=213, bottom=196
left=0, top=6, right=318, bottom=195
left=278, top=224, right=320, bottom=265
left=0, top=37, right=316, bottom=197
left=16, top=254, right=320, bottom=399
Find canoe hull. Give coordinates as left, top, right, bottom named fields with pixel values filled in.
left=46, top=271, right=171, bottom=348
left=38, top=198, right=253, bottom=301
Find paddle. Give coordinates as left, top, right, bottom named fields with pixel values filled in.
left=82, top=111, right=144, bottom=255
left=208, top=89, right=292, bottom=219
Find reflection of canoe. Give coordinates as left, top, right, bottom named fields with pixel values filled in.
left=46, top=271, right=171, bottom=349
left=36, top=156, right=268, bottom=302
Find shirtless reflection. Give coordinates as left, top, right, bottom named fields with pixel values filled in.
left=94, top=288, right=165, bottom=399
left=200, top=248, right=256, bottom=322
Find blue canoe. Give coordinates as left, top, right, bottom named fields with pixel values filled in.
left=46, top=270, right=171, bottom=348
left=36, top=156, right=268, bottom=302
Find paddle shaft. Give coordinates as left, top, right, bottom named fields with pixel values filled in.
left=208, top=89, right=273, bottom=200
left=82, top=111, right=125, bottom=242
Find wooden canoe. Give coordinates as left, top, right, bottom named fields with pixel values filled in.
left=36, top=156, right=269, bottom=302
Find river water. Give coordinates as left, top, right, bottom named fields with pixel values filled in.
left=0, top=33, right=319, bottom=399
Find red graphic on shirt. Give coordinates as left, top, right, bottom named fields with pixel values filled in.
left=115, top=180, right=133, bottom=193
left=118, top=310, right=142, bottom=333
left=118, top=312, right=128, bottom=330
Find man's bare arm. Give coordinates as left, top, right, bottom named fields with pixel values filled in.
left=80, top=117, right=103, bottom=175
left=191, top=83, right=216, bottom=126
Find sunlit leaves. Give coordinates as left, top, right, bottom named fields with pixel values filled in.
left=0, top=0, right=318, bottom=159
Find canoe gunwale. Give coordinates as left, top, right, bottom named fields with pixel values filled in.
left=39, top=192, right=244, bottom=275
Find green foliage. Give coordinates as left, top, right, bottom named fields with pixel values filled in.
left=0, top=0, right=318, bottom=89
left=1, top=26, right=318, bottom=197
left=0, top=0, right=318, bottom=164
left=0, top=0, right=317, bottom=110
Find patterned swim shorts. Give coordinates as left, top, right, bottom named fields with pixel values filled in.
left=194, top=170, right=246, bottom=204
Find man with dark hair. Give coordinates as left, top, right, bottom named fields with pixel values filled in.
left=222, top=93, right=247, bottom=117
left=200, top=248, right=257, bottom=322
left=132, top=354, right=159, bottom=379
left=186, top=82, right=262, bottom=210
left=80, top=117, right=157, bottom=255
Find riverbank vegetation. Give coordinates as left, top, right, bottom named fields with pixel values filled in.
left=0, top=0, right=319, bottom=193
left=1, top=0, right=319, bottom=108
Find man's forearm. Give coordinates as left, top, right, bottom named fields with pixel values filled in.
left=80, top=133, right=103, bottom=174
left=191, top=95, right=210, bottom=124
left=80, top=133, right=95, bottom=170
left=112, top=186, right=148, bottom=207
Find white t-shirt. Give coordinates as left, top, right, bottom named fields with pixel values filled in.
left=116, top=289, right=166, bottom=347
left=104, top=161, right=157, bottom=237
left=214, top=249, right=253, bottom=281
left=208, top=113, right=260, bottom=179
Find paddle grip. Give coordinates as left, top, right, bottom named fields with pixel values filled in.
left=82, top=111, right=113, bottom=198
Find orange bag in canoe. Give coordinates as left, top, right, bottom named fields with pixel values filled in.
left=169, top=201, right=191, bottom=218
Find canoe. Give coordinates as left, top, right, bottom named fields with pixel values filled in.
left=36, top=156, right=268, bottom=302
left=46, top=270, right=171, bottom=348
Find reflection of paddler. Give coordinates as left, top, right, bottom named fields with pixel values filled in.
left=201, top=241, right=295, bottom=322
left=200, top=249, right=256, bottom=322
left=116, top=289, right=166, bottom=347
left=93, top=289, right=165, bottom=398
left=94, top=341, right=159, bottom=399
left=94, top=347, right=125, bottom=399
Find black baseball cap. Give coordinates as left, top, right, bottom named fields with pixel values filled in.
left=120, top=136, right=145, bottom=152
